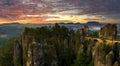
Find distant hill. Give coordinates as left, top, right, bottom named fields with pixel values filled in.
left=86, top=21, right=105, bottom=26
left=87, top=21, right=99, bottom=24
left=0, top=22, right=120, bottom=43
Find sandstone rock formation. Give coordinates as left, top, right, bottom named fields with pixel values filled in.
left=77, top=25, right=89, bottom=54
left=78, top=25, right=89, bottom=43
left=100, top=24, right=117, bottom=40
left=84, top=25, right=89, bottom=36
left=90, top=40, right=120, bottom=66
left=14, top=40, right=23, bottom=66
left=13, top=24, right=120, bottom=66
left=14, top=34, right=58, bottom=66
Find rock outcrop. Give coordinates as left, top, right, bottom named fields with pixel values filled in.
left=14, top=40, right=23, bottom=66
left=82, top=23, right=120, bottom=66
left=26, top=42, right=58, bottom=66
left=78, top=25, right=89, bottom=43
left=84, top=25, right=89, bottom=36
left=13, top=24, right=120, bottom=66
left=77, top=25, right=89, bottom=53
left=100, top=24, right=117, bottom=40
left=89, top=40, right=120, bottom=66
left=14, top=35, right=58, bottom=66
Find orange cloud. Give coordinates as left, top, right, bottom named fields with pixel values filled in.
left=11, top=17, right=47, bottom=24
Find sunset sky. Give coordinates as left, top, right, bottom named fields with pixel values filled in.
left=0, top=0, right=120, bottom=24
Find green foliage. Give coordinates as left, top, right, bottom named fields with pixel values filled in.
left=88, top=59, right=94, bottom=66
left=75, top=30, right=81, bottom=53
left=23, top=23, right=75, bottom=66
left=52, top=24, right=69, bottom=40
left=89, top=31, right=99, bottom=38
left=24, top=23, right=69, bottom=42
left=101, top=44, right=112, bottom=54
left=0, top=24, right=97, bottom=66
left=73, top=53, right=89, bottom=66
left=56, top=47, right=75, bottom=66
left=0, top=38, right=15, bottom=66
left=22, top=24, right=94, bottom=66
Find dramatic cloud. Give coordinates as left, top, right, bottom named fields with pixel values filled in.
left=0, top=0, right=120, bottom=24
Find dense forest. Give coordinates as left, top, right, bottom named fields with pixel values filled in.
left=0, top=38, right=14, bottom=66
left=0, top=23, right=120, bottom=66
left=20, top=23, right=94, bottom=66
left=0, top=23, right=94, bottom=66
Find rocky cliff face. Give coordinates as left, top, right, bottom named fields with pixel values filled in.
left=84, top=25, right=89, bottom=36
left=22, top=35, right=58, bottom=66
left=77, top=24, right=120, bottom=66
left=100, top=24, right=117, bottom=40
left=14, top=24, right=120, bottom=66
left=92, top=41, right=120, bottom=66
left=14, top=40, right=23, bottom=66
left=14, top=34, right=58, bottom=66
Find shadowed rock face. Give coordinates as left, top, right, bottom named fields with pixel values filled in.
left=78, top=25, right=89, bottom=43
left=84, top=25, right=89, bottom=36
left=14, top=35, right=58, bottom=66
left=14, top=40, right=23, bottom=66
left=100, top=24, right=117, bottom=40
left=21, top=35, right=58, bottom=66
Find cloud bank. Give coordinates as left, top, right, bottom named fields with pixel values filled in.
left=0, top=0, right=120, bottom=23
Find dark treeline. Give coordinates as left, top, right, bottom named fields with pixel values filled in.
left=0, top=38, right=15, bottom=66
